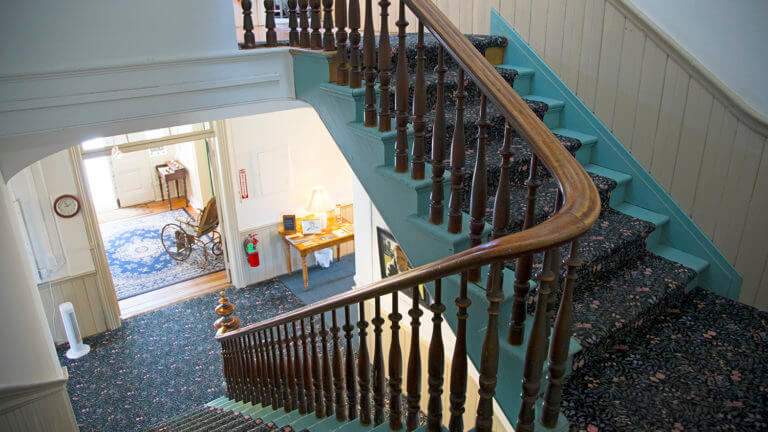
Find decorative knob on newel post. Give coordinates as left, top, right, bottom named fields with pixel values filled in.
left=214, top=289, right=241, bottom=336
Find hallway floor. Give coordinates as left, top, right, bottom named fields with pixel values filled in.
left=60, top=278, right=305, bottom=432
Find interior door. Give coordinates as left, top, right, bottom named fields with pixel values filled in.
left=112, top=150, right=155, bottom=207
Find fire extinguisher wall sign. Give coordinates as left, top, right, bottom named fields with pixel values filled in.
left=239, top=169, right=248, bottom=200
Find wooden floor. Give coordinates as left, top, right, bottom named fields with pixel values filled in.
left=119, top=270, right=229, bottom=319
left=97, top=197, right=199, bottom=224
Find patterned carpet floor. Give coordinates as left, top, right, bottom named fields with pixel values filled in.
left=58, top=278, right=305, bottom=432
left=100, top=209, right=224, bottom=300
left=562, top=287, right=768, bottom=431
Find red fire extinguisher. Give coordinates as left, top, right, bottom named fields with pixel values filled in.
left=243, top=234, right=260, bottom=267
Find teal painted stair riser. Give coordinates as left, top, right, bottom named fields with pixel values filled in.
left=489, top=9, right=741, bottom=300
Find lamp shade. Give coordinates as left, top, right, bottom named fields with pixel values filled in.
left=305, top=186, right=332, bottom=214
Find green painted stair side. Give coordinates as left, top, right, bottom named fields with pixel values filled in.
left=293, top=48, right=578, bottom=430
left=490, top=9, right=741, bottom=300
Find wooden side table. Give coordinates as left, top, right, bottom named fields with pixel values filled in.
left=155, top=162, right=188, bottom=211
left=278, top=218, right=354, bottom=291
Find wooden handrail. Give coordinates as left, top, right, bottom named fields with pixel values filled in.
left=219, top=3, right=599, bottom=342
left=227, top=1, right=601, bottom=429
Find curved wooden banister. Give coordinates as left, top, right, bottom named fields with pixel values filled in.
left=226, top=1, right=601, bottom=429
left=217, top=206, right=594, bottom=340
left=219, top=0, right=600, bottom=343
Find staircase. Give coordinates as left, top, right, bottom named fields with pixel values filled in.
left=148, top=1, right=765, bottom=431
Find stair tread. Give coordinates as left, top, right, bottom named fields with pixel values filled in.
left=570, top=250, right=696, bottom=360
left=524, top=94, right=565, bottom=109
left=563, top=287, right=768, bottom=430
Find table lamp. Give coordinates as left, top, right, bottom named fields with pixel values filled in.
left=305, top=185, right=332, bottom=229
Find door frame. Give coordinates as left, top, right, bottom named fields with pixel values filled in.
left=69, top=127, right=235, bottom=324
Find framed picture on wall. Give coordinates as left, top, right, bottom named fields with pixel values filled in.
left=376, top=227, right=431, bottom=305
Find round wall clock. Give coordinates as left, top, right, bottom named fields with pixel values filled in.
left=53, top=194, right=81, bottom=218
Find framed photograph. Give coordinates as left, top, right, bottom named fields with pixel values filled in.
left=376, top=227, right=430, bottom=306
left=282, top=214, right=297, bottom=233
left=302, top=218, right=323, bottom=234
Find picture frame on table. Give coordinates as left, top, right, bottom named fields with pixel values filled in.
left=302, top=217, right=323, bottom=234
left=282, top=214, right=297, bottom=234
left=376, top=227, right=431, bottom=306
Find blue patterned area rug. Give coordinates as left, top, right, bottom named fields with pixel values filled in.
left=100, top=209, right=225, bottom=300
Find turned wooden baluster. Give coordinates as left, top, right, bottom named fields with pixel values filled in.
left=310, top=0, right=322, bottom=49
left=427, top=280, right=446, bottom=432
left=293, top=321, right=307, bottom=414
left=372, top=297, right=386, bottom=425
left=288, top=0, right=299, bottom=46
left=468, top=95, right=489, bottom=282
left=270, top=327, right=285, bottom=408
left=344, top=306, right=358, bottom=420
left=299, top=0, right=310, bottom=48
left=265, top=0, right=278, bottom=47
left=388, top=291, right=403, bottom=430
left=320, top=314, right=334, bottom=417
left=508, top=154, right=541, bottom=345
left=517, top=249, right=557, bottom=432
left=277, top=327, right=290, bottom=409
left=448, top=272, right=470, bottom=431
left=241, top=0, right=257, bottom=48
left=229, top=339, right=240, bottom=401
left=490, top=123, right=513, bottom=240
left=257, top=331, right=272, bottom=406
left=406, top=286, right=423, bottom=431
left=221, top=341, right=231, bottom=399
left=358, top=302, right=372, bottom=424
left=331, top=310, right=346, bottom=420
left=348, top=0, right=362, bottom=88
left=411, top=22, right=427, bottom=180
left=377, top=0, right=392, bottom=132
left=430, top=45, right=448, bottom=226
left=335, top=0, right=348, bottom=86
left=309, top=315, right=324, bottom=417
left=475, top=262, right=505, bottom=432
left=362, top=0, right=377, bottom=127
left=254, top=332, right=268, bottom=405
left=282, top=325, right=296, bottom=411
left=260, top=330, right=275, bottom=407
left=447, top=68, right=467, bottom=234
left=544, top=191, right=565, bottom=357
left=245, top=335, right=257, bottom=403
left=223, top=340, right=234, bottom=400
left=541, top=239, right=581, bottom=427
left=249, top=333, right=264, bottom=404
left=393, top=0, right=409, bottom=173
left=301, top=319, right=315, bottom=412
left=322, top=0, right=335, bottom=51
left=237, top=338, right=246, bottom=401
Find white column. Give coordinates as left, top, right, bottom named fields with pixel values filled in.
left=0, top=179, right=63, bottom=387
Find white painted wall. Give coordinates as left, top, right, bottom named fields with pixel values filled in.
left=220, top=103, right=355, bottom=287
left=225, top=106, right=354, bottom=232
left=8, top=151, right=95, bottom=282
left=0, top=0, right=238, bottom=76
left=627, top=0, right=768, bottom=117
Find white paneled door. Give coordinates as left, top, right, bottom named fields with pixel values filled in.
left=113, top=150, right=155, bottom=207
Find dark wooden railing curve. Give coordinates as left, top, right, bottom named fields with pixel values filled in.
left=229, top=1, right=601, bottom=430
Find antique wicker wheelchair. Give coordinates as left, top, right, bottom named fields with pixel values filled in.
left=161, top=197, right=222, bottom=261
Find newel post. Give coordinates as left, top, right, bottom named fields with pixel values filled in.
left=214, top=290, right=241, bottom=335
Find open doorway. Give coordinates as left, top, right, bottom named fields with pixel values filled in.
left=79, top=122, right=229, bottom=317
